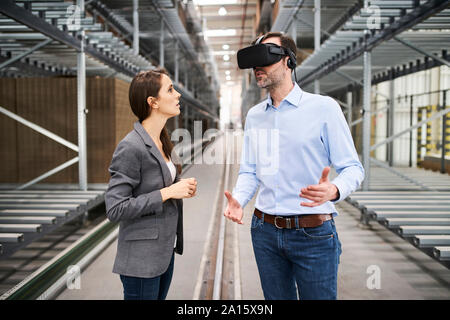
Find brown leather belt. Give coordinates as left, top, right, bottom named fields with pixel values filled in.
left=254, top=208, right=332, bottom=229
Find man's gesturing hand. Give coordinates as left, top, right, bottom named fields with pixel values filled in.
left=224, top=191, right=244, bottom=225
left=299, top=166, right=339, bottom=207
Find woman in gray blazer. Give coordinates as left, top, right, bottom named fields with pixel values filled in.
left=105, top=68, right=197, bottom=300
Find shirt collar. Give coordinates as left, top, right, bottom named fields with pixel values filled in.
left=265, top=82, right=303, bottom=111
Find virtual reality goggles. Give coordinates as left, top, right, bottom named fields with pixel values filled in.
left=237, top=43, right=296, bottom=70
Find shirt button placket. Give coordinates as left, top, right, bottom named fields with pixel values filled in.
left=274, top=107, right=278, bottom=209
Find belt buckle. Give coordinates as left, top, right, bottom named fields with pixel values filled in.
left=274, top=216, right=284, bottom=229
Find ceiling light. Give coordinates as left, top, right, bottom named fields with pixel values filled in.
left=194, top=0, right=238, bottom=5
left=213, top=50, right=235, bottom=55
left=226, top=75, right=231, bottom=81
left=205, top=29, right=236, bottom=37
left=218, top=7, right=227, bottom=16
left=222, top=44, right=230, bottom=50
left=223, top=55, right=230, bottom=61
left=225, top=70, right=231, bottom=75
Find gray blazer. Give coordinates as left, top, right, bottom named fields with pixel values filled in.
left=105, top=121, right=183, bottom=278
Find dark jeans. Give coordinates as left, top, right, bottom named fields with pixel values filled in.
left=251, top=213, right=342, bottom=300
left=119, top=253, right=174, bottom=300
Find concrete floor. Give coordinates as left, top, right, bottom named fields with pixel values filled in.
left=57, top=136, right=450, bottom=300
left=56, top=180, right=450, bottom=300
left=336, top=200, right=450, bottom=300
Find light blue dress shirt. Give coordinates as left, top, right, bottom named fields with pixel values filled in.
left=232, top=83, right=364, bottom=217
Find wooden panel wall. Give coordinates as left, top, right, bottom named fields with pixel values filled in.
left=16, top=78, right=73, bottom=183
left=0, top=78, right=17, bottom=182
left=85, top=77, right=116, bottom=183
left=0, top=77, right=134, bottom=184
left=114, top=78, right=134, bottom=146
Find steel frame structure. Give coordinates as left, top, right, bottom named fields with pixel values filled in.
left=273, top=0, right=450, bottom=190
left=0, top=0, right=219, bottom=190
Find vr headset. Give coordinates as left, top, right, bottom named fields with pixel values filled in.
left=237, top=36, right=297, bottom=70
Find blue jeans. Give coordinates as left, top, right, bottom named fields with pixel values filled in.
left=251, top=213, right=342, bottom=300
left=119, top=253, right=174, bottom=300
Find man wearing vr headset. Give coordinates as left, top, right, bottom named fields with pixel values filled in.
left=224, top=32, right=364, bottom=300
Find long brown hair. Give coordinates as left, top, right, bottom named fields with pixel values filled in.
left=129, top=68, right=182, bottom=175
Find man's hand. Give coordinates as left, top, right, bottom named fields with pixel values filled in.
left=224, top=191, right=244, bottom=224
left=299, top=167, right=339, bottom=207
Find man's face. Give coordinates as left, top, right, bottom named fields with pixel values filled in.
left=253, top=37, right=288, bottom=90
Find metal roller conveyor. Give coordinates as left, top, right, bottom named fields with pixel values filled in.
left=413, top=235, right=450, bottom=248
left=0, top=233, right=24, bottom=243
left=0, top=199, right=92, bottom=205
left=0, top=204, right=81, bottom=211
left=0, top=199, right=88, bottom=207
left=0, top=209, right=69, bottom=217
left=0, top=224, right=42, bottom=233
left=354, top=200, right=450, bottom=205
left=0, top=191, right=104, bottom=195
left=398, top=226, right=450, bottom=237
left=0, top=216, right=56, bottom=225
left=0, top=194, right=98, bottom=199
left=384, top=218, right=450, bottom=227
left=373, top=211, right=450, bottom=219
left=351, top=192, right=448, bottom=196
left=433, top=247, right=450, bottom=260
left=365, top=205, right=450, bottom=212
left=350, top=195, right=450, bottom=200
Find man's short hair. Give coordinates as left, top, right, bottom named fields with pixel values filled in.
left=251, top=32, right=297, bottom=58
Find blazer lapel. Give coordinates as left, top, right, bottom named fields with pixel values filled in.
left=133, top=121, right=172, bottom=188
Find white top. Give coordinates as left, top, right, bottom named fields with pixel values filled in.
left=166, top=159, right=176, bottom=182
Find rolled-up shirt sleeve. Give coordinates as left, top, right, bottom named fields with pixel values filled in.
left=322, top=97, right=365, bottom=203
left=105, top=140, right=163, bottom=222
left=232, top=116, right=260, bottom=209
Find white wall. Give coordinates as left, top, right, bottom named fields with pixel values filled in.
left=373, top=65, right=450, bottom=166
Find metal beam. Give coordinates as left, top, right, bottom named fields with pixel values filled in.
left=370, top=157, right=435, bottom=191
left=17, top=158, right=79, bottom=191
left=174, top=41, right=179, bottom=83
left=370, top=107, right=450, bottom=152
left=362, top=49, right=371, bottom=191
left=335, top=69, right=390, bottom=100
left=271, top=0, right=305, bottom=32
left=299, top=0, right=450, bottom=87
left=314, top=0, right=320, bottom=94
left=373, top=54, right=449, bottom=85
left=0, top=38, right=52, bottom=70
left=441, top=91, right=447, bottom=174
left=77, top=0, right=87, bottom=191
left=347, top=90, right=353, bottom=125
left=388, top=77, right=395, bottom=166
left=351, top=105, right=395, bottom=127
left=133, top=0, right=139, bottom=56
left=290, top=17, right=297, bottom=45
left=0, top=106, right=78, bottom=152
left=160, top=19, right=164, bottom=68
left=393, top=36, right=450, bottom=68
left=0, top=0, right=137, bottom=77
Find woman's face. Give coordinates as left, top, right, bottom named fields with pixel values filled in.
left=151, top=74, right=181, bottom=117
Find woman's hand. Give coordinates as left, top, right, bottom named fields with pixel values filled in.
left=161, top=178, right=197, bottom=201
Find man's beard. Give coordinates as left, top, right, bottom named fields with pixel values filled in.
left=255, top=65, right=284, bottom=90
